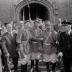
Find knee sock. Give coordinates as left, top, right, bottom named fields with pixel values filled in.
left=46, top=62, right=50, bottom=72
left=35, top=59, right=39, bottom=70
left=31, top=60, right=34, bottom=68
left=52, top=63, right=56, bottom=72
left=21, top=63, right=27, bottom=72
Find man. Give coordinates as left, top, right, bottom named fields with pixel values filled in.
left=16, top=21, right=31, bottom=72
left=43, top=21, right=58, bottom=72
left=30, top=19, right=44, bottom=72
left=0, top=23, right=3, bottom=72
left=1, top=24, right=19, bottom=72
left=1, top=24, right=7, bottom=72
left=58, top=23, right=72, bottom=72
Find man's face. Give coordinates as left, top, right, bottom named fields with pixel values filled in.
left=67, top=25, right=71, bottom=33
left=7, top=24, right=12, bottom=33
left=34, top=21, right=39, bottom=29
left=45, top=24, right=51, bottom=32
left=24, top=22, right=31, bottom=29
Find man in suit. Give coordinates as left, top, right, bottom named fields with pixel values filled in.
left=58, top=23, right=72, bottom=72
left=1, top=24, right=19, bottom=72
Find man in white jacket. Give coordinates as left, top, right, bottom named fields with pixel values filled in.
left=16, top=21, right=31, bottom=72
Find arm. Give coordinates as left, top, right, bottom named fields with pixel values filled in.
left=57, top=32, right=63, bottom=57
left=58, top=32, right=63, bottom=52
left=2, top=41, right=9, bottom=56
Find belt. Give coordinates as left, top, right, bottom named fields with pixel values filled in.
left=32, top=42, right=38, bottom=43
left=43, top=43, right=51, bottom=46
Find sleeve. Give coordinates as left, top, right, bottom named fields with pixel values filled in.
left=58, top=32, right=63, bottom=52
left=13, top=33, right=18, bottom=46
left=16, top=28, right=22, bottom=44
left=1, top=36, right=9, bottom=56
left=50, top=32, right=58, bottom=48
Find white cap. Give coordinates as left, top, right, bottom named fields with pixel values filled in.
left=20, top=21, right=24, bottom=24
left=7, top=24, right=12, bottom=28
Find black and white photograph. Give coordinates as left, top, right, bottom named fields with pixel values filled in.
left=0, top=0, right=72, bottom=72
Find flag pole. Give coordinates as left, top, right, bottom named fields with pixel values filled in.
left=23, top=8, right=25, bottom=22
left=26, top=0, right=31, bottom=21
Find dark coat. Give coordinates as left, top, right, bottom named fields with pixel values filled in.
left=58, top=32, right=72, bottom=58
left=1, top=32, right=19, bottom=58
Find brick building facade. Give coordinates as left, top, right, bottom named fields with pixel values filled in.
left=0, top=0, right=72, bottom=24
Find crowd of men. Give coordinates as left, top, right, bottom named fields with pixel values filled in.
left=0, top=18, right=72, bottom=72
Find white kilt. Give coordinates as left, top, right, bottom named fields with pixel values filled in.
left=18, top=41, right=31, bottom=63
left=43, top=53, right=57, bottom=63
left=19, top=53, right=31, bottom=64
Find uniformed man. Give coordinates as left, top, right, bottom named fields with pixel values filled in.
left=30, top=18, right=43, bottom=72
left=58, top=23, right=72, bottom=72
left=16, top=21, right=31, bottom=72
left=43, top=21, right=58, bottom=72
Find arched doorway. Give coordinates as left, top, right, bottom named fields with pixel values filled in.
left=20, top=3, right=49, bottom=21
left=15, top=0, right=54, bottom=23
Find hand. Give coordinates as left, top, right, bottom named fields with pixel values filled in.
left=6, top=53, right=10, bottom=57
left=58, top=52, right=63, bottom=57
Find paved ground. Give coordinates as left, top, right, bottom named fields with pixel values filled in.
left=10, top=60, right=64, bottom=72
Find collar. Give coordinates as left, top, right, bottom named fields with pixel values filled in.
left=68, top=29, right=71, bottom=35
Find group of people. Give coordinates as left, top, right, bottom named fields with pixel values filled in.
left=0, top=18, right=72, bottom=72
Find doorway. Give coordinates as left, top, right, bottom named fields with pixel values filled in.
left=20, top=3, right=49, bottom=21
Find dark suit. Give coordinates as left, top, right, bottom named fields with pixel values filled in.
left=1, top=32, right=19, bottom=72
left=58, top=32, right=72, bottom=72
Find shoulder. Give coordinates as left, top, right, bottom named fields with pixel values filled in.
left=1, top=32, right=8, bottom=42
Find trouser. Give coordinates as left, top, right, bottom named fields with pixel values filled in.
left=31, top=60, right=34, bottom=69
left=63, top=56, right=71, bottom=72
left=51, top=63, right=56, bottom=72
left=46, top=62, right=50, bottom=72
left=31, top=59, right=39, bottom=71
left=3, top=55, right=10, bottom=72
left=1, top=50, right=5, bottom=66
left=1, top=53, right=5, bottom=67
left=35, top=59, right=39, bottom=70
left=12, top=57, right=18, bottom=71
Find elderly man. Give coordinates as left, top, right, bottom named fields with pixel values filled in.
left=1, top=24, right=19, bottom=72
left=58, top=23, right=72, bottom=72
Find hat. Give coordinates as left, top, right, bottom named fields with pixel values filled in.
left=24, top=20, right=31, bottom=24
left=6, top=24, right=12, bottom=28
left=20, top=21, right=24, bottom=24
left=61, top=20, right=72, bottom=26
left=45, top=21, right=51, bottom=26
